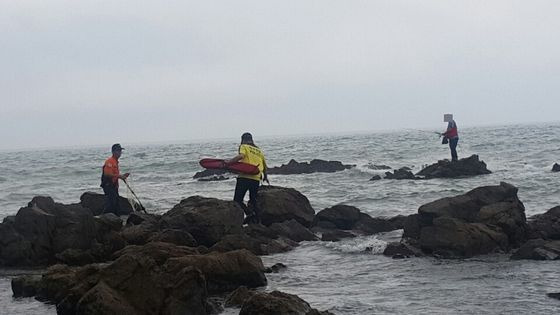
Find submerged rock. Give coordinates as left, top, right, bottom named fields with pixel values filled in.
left=416, top=154, right=491, bottom=179
left=267, top=159, right=354, bottom=175
left=193, top=168, right=229, bottom=179
left=369, top=175, right=382, bottom=181
left=257, top=186, right=316, bottom=227
left=552, top=163, right=560, bottom=172
left=198, top=175, right=229, bottom=182
left=366, top=164, right=392, bottom=170
left=401, top=182, right=528, bottom=258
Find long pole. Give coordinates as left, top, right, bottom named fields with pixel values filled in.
left=123, top=180, right=147, bottom=213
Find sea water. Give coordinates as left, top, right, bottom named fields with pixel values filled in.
left=1, top=123, right=559, bottom=314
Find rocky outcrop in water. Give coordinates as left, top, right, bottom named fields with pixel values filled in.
left=198, top=175, right=229, bottom=182
left=267, top=159, right=354, bottom=175
left=13, top=242, right=266, bottom=314
left=384, top=168, right=419, bottom=180
left=510, top=239, right=560, bottom=260
left=80, top=192, right=134, bottom=216
left=552, top=163, right=560, bottom=172
left=511, top=206, right=560, bottom=260
left=193, top=168, right=229, bottom=179
left=389, top=182, right=528, bottom=258
left=416, top=154, right=491, bottom=179
left=527, top=206, right=560, bottom=240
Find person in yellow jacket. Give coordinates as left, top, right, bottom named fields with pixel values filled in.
left=227, top=132, right=268, bottom=224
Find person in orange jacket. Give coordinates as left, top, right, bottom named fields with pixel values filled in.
left=100, top=144, right=130, bottom=215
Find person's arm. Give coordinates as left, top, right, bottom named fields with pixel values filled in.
left=227, top=154, right=245, bottom=164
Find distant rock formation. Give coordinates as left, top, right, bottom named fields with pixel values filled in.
left=416, top=154, right=491, bottom=179
left=552, top=163, right=560, bottom=172
left=384, top=168, right=419, bottom=180
left=267, top=159, right=354, bottom=175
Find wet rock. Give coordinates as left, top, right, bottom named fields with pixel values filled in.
left=314, top=205, right=406, bottom=235
left=240, top=291, right=329, bottom=315
left=126, top=212, right=160, bottom=226
left=80, top=192, right=134, bottom=216
left=527, top=206, right=560, bottom=240
left=402, top=182, right=528, bottom=258
left=383, top=242, right=423, bottom=258
left=265, top=263, right=287, bottom=273
left=193, top=168, right=229, bottom=179
left=552, top=163, right=560, bottom=172
left=320, top=229, right=356, bottom=242
left=510, top=239, right=560, bottom=260
left=198, top=175, right=229, bottom=182
left=210, top=233, right=269, bottom=256
left=257, top=186, right=315, bottom=227
left=161, top=196, right=244, bottom=247
left=148, top=229, right=198, bottom=247
left=384, top=168, right=418, bottom=180
left=416, top=154, right=491, bottom=179
left=369, top=175, right=382, bottom=181
left=11, top=275, right=42, bottom=298
left=225, top=286, right=256, bottom=308
left=16, top=243, right=266, bottom=314
left=267, top=159, right=354, bottom=175
left=269, top=220, right=318, bottom=242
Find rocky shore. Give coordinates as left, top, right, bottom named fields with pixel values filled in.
left=4, top=180, right=560, bottom=313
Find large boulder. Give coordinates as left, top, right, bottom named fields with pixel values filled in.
left=269, top=220, right=318, bottom=242
left=80, top=192, right=134, bottom=216
left=402, top=182, right=528, bottom=258
left=257, top=186, right=315, bottom=227
left=161, top=196, right=244, bottom=247
left=0, top=197, right=98, bottom=267
left=416, top=154, right=491, bottom=179
left=527, top=206, right=560, bottom=240
left=14, top=243, right=267, bottom=314
left=239, top=291, right=332, bottom=315
left=267, top=159, right=354, bottom=175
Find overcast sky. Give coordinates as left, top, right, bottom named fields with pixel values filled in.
left=1, top=1, right=559, bottom=150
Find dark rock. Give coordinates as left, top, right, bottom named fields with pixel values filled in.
left=402, top=182, right=528, bottom=258
left=548, top=293, right=560, bottom=300
left=257, top=186, right=315, bottom=227
left=225, top=286, right=256, bottom=308
left=320, top=229, right=356, bottom=242
left=12, top=275, right=42, bottom=298
left=315, top=205, right=361, bottom=230
left=314, top=205, right=406, bottom=235
left=80, top=192, right=134, bottom=216
left=198, top=175, right=229, bottom=182
left=416, top=154, right=491, bottom=179
left=193, top=168, right=229, bottom=179
left=120, top=223, right=159, bottom=245
left=511, top=239, right=560, bottom=260
left=552, top=163, right=560, bottom=172
left=265, top=263, right=287, bottom=273
left=367, top=164, right=391, bottom=170
left=161, top=196, right=244, bottom=247
left=267, top=159, right=354, bottom=175
left=240, top=291, right=328, bottom=315
left=383, top=242, right=423, bottom=258
left=527, top=206, right=560, bottom=240
left=210, top=233, right=269, bottom=256
left=369, top=175, right=382, bottom=181
left=269, top=220, right=318, bottom=242
left=0, top=197, right=99, bottom=267
left=384, top=168, right=418, bottom=180
left=126, top=212, right=160, bottom=226
left=148, top=229, right=198, bottom=247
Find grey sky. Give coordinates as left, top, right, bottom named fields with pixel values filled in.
left=1, top=1, right=559, bottom=150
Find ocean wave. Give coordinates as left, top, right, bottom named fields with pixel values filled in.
left=323, top=235, right=387, bottom=254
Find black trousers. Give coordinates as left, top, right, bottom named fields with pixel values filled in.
left=449, top=138, right=459, bottom=161
left=234, top=177, right=260, bottom=218
left=103, top=185, right=121, bottom=215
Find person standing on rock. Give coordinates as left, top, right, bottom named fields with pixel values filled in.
left=227, top=133, right=268, bottom=224
left=441, top=114, right=459, bottom=162
left=101, top=144, right=130, bottom=215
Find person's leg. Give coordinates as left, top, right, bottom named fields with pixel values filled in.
left=450, top=138, right=459, bottom=161
left=234, top=178, right=251, bottom=215
left=247, top=180, right=261, bottom=223
left=103, top=185, right=118, bottom=215
left=114, top=188, right=122, bottom=215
